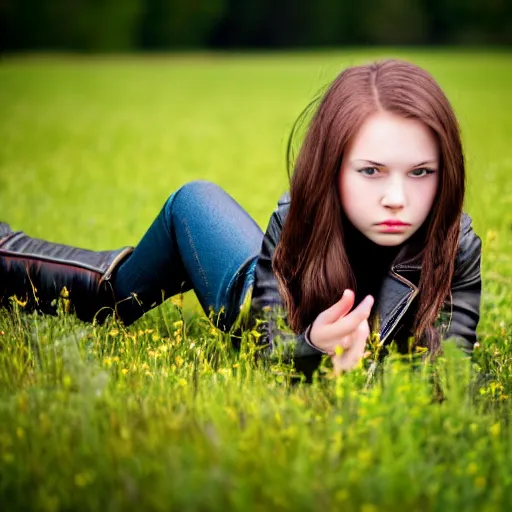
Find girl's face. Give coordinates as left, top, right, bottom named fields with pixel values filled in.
left=338, top=111, right=439, bottom=247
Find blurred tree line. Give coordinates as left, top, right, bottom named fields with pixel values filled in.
left=1, top=0, right=511, bottom=52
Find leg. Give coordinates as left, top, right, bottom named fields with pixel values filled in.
left=113, top=180, right=264, bottom=330
left=0, top=225, right=133, bottom=323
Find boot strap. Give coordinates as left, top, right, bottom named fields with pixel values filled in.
left=0, top=232, right=134, bottom=282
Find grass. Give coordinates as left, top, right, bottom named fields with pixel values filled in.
left=0, top=49, right=512, bottom=511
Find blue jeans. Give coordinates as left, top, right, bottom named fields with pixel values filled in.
left=112, top=180, right=264, bottom=331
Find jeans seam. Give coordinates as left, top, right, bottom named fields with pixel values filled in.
left=182, top=217, right=210, bottom=304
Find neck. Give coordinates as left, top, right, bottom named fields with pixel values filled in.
left=342, top=217, right=402, bottom=271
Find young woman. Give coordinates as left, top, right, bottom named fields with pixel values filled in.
left=0, top=59, right=482, bottom=377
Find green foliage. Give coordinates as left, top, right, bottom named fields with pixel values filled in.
left=0, top=50, right=512, bottom=510
left=138, top=0, right=227, bottom=49
left=1, top=0, right=511, bottom=50
left=2, top=0, right=143, bottom=51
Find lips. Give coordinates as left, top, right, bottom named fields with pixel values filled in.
left=377, top=223, right=409, bottom=233
left=378, top=220, right=410, bottom=226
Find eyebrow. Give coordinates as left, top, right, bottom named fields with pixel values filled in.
left=354, top=159, right=438, bottom=167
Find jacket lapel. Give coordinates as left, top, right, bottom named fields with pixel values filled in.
left=377, top=264, right=420, bottom=345
left=373, top=214, right=469, bottom=346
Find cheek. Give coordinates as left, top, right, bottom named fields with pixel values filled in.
left=410, top=179, right=438, bottom=214
left=339, top=173, right=367, bottom=214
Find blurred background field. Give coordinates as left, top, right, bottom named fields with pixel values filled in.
left=1, top=50, right=512, bottom=511
left=1, top=50, right=511, bottom=306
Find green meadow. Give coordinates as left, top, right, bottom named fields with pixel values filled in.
left=0, top=50, right=511, bottom=511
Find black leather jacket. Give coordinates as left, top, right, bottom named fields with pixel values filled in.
left=249, top=191, right=482, bottom=365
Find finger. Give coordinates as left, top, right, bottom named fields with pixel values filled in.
left=332, top=336, right=353, bottom=354
left=350, top=321, right=371, bottom=360
left=331, top=317, right=369, bottom=355
left=330, top=295, right=374, bottom=338
left=354, top=319, right=370, bottom=350
left=333, top=320, right=370, bottom=372
left=332, top=354, right=344, bottom=375
left=316, top=289, right=355, bottom=325
left=349, top=320, right=369, bottom=352
left=332, top=332, right=358, bottom=374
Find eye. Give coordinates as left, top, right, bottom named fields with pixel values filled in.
left=410, top=168, right=435, bottom=177
left=358, top=167, right=380, bottom=176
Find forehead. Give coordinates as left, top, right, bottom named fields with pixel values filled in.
left=346, top=111, right=439, bottom=164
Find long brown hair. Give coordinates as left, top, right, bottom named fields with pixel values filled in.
left=273, top=59, right=465, bottom=353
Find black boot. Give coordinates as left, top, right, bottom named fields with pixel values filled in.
left=0, top=222, right=12, bottom=240
left=0, top=224, right=134, bottom=324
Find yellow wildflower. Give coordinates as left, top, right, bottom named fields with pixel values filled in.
left=358, top=449, right=372, bottom=466
left=75, top=471, right=95, bottom=487
left=361, top=505, right=378, bottom=512
left=62, top=375, right=72, bottom=388
left=467, top=462, right=478, bottom=475
left=335, top=489, right=349, bottom=502
left=474, top=476, right=486, bottom=490
left=171, top=295, right=183, bottom=308
left=334, top=345, right=345, bottom=356
left=486, top=230, right=497, bottom=242
left=13, top=296, right=28, bottom=307
left=490, top=423, right=501, bottom=437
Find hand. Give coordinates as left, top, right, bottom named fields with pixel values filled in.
left=331, top=318, right=370, bottom=375
left=309, top=289, right=374, bottom=373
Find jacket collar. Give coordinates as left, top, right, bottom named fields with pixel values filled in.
left=277, top=192, right=466, bottom=345
left=376, top=212, right=470, bottom=344
left=376, top=236, right=423, bottom=344
left=377, top=265, right=419, bottom=345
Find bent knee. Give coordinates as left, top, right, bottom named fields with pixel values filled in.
left=166, top=180, right=227, bottom=216
left=178, top=180, right=223, bottom=198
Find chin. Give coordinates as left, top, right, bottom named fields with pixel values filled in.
left=367, top=233, right=408, bottom=247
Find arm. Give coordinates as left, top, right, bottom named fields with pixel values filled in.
left=249, top=197, right=381, bottom=377
left=440, top=214, right=482, bottom=355
left=249, top=203, right=326, bottom=362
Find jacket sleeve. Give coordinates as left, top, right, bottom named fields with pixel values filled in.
left=440, top=214, right=482, bottom=355
left=249, top=204, right=326, bottom=362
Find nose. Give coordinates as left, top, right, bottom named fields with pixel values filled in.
left=381, top=176, right=406, bottom=209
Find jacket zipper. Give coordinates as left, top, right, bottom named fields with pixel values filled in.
left=379, top=267, right=419, bottom=345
